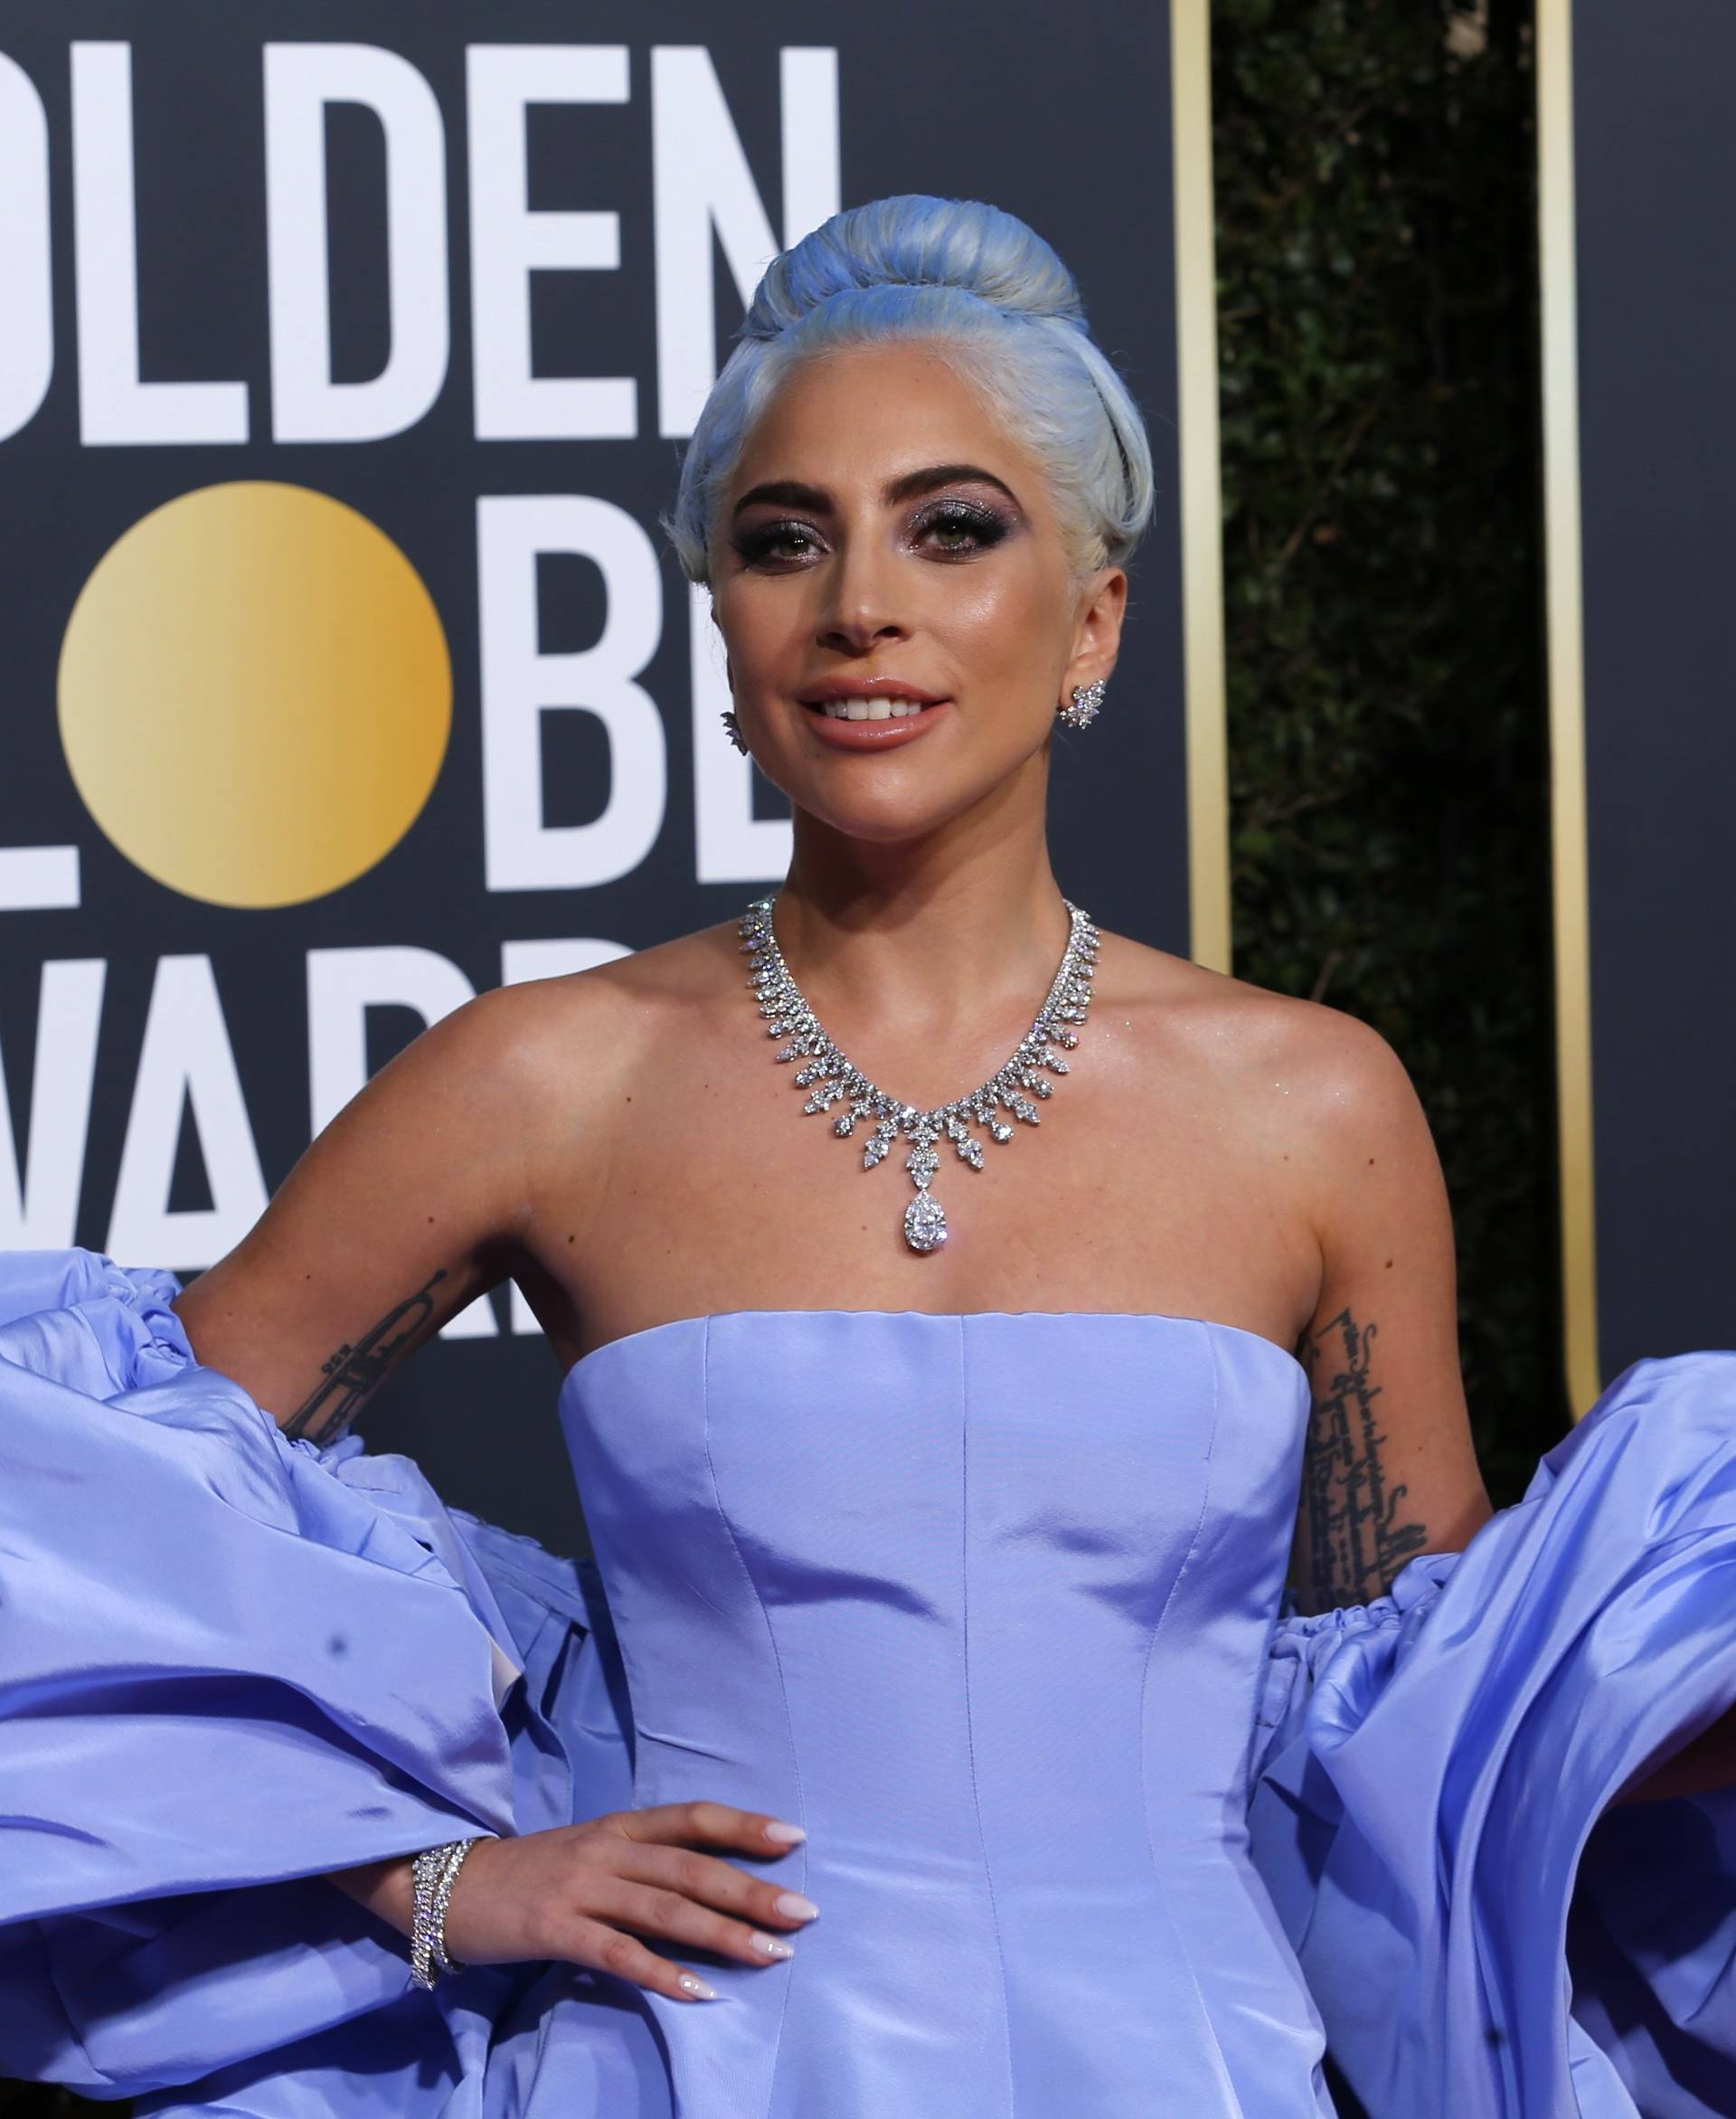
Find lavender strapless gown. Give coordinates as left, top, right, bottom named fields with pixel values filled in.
left=3, top=1248, right=1736, bottom=2117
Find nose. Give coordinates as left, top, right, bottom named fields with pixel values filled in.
left=815, top=530, right=909, bottom=657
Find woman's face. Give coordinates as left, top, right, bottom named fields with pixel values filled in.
left=711, top=341, right=1126, bottom=843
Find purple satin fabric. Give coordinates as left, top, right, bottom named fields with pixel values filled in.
left=0, top=1248, right=641, bottom=2109
left=1252, top=1354, right=1736, bottom=2118
left=0, top=1250, right=1732, bottom=2115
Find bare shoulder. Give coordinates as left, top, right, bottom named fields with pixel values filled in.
left=1096, top=939, right=1493, bottom=1611
left=1094, top=924, right=1410, bottom=1140
left=1092, top=927, right=1444, bottom=1346
left=476, top=919, right=742, bottom=1075
left=171, top=920, right=744, bottom=1433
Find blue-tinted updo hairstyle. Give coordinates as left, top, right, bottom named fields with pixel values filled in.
left=665, top=194, right=1155, bottom=587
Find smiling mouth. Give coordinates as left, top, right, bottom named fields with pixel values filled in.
left=804, top=695, right=939, bottom=722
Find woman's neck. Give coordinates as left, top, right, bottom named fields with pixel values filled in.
left=770, top=825, right=1076, bottom=1050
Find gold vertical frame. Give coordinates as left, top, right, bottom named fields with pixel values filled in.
left=1170, top=0, right=1231, bottom=976
left=1536, top=0, right=1602, bottom=1414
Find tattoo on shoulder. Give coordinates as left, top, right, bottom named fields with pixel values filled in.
left=284, top=1268, right=449, bottom=1446
left=1297, top=1305, right=1430, bottom=1612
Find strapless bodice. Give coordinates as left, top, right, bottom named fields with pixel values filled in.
left=558, top=1309, right=1326, bottom=2116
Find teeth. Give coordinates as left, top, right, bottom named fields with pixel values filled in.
left=818, top=698, right=927, bottom=720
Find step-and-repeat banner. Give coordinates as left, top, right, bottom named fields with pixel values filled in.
left=1540, top=0, right=1736, bottom=1412
left=0, top=5, right=1202, bottom=1543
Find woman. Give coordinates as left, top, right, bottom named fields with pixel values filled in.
left=4, top=195, right=1736, bottom=2119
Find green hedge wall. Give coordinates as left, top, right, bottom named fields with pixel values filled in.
left=1215, top=0, right=1562, bottom=1508
left=0, top=5, right=1558, bottom=2112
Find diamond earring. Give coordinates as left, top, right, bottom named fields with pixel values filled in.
left=1059, top=679, right=1107, bottom=730
left=721, top=710, right=750, bottom=754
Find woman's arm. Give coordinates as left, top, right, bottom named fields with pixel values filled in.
left=171, top=980, right=548, bottom=1440
left=1278, top=1011, right=1736, bottom=1804
left=161, top=982, right=540, bottom=1944
left=1281, top=1009, right=1494, bottom=1615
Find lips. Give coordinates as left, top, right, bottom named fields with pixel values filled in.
left=797, top=678, right=950, bottom=714
left=797, top=693, right=953, bottom=750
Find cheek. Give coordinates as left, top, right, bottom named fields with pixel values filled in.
left=927, top=561, right=1073, bottom=681
left=713, top=584, right=804, bottom=678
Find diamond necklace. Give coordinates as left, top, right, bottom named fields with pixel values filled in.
left=738, top=892, right=1100, bottom=1252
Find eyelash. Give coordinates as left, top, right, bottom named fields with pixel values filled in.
left=731, top=499, right=1012, bottom=571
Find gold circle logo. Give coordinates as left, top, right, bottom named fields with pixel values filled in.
left=59, top=481, right=451, bottom=908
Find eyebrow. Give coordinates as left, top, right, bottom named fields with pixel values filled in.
left=731, top=462, right=1024, bottom=517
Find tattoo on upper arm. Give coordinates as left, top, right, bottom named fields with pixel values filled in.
left=1297, top=1305, right=1430, bottom=1612
left=284, top=1268, right=449, bottom=1446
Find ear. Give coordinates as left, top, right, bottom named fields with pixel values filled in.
left=1061, top=566, right=1127, bottom=703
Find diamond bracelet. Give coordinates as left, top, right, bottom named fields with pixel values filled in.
left=410, top=1836, right=491, bottom=1991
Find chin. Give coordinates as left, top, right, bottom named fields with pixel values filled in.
left=799, top=779, right=1007, bottom=845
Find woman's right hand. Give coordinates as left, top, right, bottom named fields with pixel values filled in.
left=332, top=1803, right=816, bottom=2002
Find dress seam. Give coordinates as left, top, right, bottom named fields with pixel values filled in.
left=959, top=1316, right=1017, bottom=2112
left=700, top=1314, right=804, bottom=2114
left=1137, top=1322, right=1240, bottom=2104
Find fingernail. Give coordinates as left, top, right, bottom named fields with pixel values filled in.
left=764, top=1820, right=806, bottom=1845
left=775, top=1891, right=819, bottom=1922
left=677, top=1973, right=719, bottom=2000
left=750, top=1932, right=795, bottom=1960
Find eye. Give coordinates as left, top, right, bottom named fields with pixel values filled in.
left=731, top=519, right=826, bottom=570
left=910, top=499, right=1011, bottom=557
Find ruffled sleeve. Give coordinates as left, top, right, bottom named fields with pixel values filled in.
left=1248, top=1349, right=1736, bottom=2119
left=0, top=1246, right=634, bottom=2106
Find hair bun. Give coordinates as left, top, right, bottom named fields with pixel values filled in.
left=741, top=194, right=1088, bottom=342
left=667, top=193, right=1153, bottom=586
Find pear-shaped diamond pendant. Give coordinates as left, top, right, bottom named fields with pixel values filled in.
left=738, top=893, right=1099, bottom=1251
left=904, top=1191, right=948, bottom=1252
